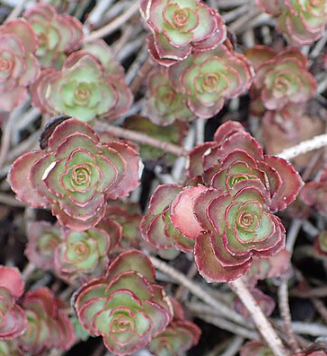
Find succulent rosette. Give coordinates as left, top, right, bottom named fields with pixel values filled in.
left=247, top=47, right=316, bottom=112
left=145, top=68, right=196, bottom=125
left=31, top=51, right=133, bottom=122
left=105, top=201, right=142, bottom=249
left=124, top=115, right=188, bottom=165
left=140, top=0, right=226, bottom=66
left=188, top=121, right=303, bottom=212
left=170, top=185, right=286, bottom=282
left=167, top=45, right=254, bottom=118
left=0, top=267, right=26, bottom=339
left=233, top=287, right=275, bottom=320
left=19, top=287, right=75, bottom=354
left=246, top=250, right=291, bottom=286
left=25, top=221, right=62, bottom=270
left=23, top=2, right=83, bottom=68
left=257, top=0, right=327, bottom=46
left=140, top=185, right=199, bottom=254
left=74, top=250, right=172, bottom=355
left=9, top=118, right=141, bottom=231
left=300, top=168, right=327, bottom=217
left=0, top=19, right=39, bottom=111
left=148, top=298, right=201, bottom=356
left=54, top=227, right=111, bottom=281
left=240, top=341, right=273, bottom=356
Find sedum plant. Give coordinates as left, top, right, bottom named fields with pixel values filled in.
left=54, top=227, right=111, bottom=282
left=246, top=46, right=317, bottom=115
left=25, top=221, right=62, bottom=270
left=148, top=298, right=201, bottom=356
left=0, top=19, right=39, bottom=111
left=31, top=51, right=132, bottom=122
left=140, top=0, right=226, bottom=66
left=240, top=341, right=273, bottom=356
left=143, top=121, right=303, bottom=282
left=167, top=45, right=254, bottom=118
left=19, top=287, right=75, bottom=354
left=141, top=185, right=196, bottom=255
left=145, top=68, right=196, bottom=125
left=257, top=0, right=327, bottom=46
left=23, top=2, right=83, bottom=68
left=74, top=250, right=172, bottom=355
left=300, top=168, right=327, bottom=217
left=0, top=267, right=26, bottom=339
left=9, top=118, right=141, bottom=231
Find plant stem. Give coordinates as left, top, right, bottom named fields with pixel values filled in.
left=83, top=1, right=140, bottom=43
left=149, top=256, right=246, bottom=326
left=95, top=122, right=188, bottom=157
left=277, top=134, right=327, bottom=160
left=230, top=278, right=289, bottom=356
left=278, top=281, right=300, bottom=353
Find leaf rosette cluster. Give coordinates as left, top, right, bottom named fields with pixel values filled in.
left=246, top=47, right=316, bottom=116
left=148, top=298, right=201, bottom=356
left=19, top=288, right=75, bottom=354
left=257, top=0, right=327, bottom=46
left=145, top=68, right=195, bottom=125
left=23, top=2, right=83, bottom=68
left=9, top=118, right=141, bottom=231
left=143, top=121, right=303, bottom=282
left=0, top=19, right=39, bottom=111
left=31, top=46, right=132, bottom=122
left=25, top=221, right=62, bottom=270
left=54, top=228, right=111, bottom=281
left=300, top=168, right=327, bottom=217
left=74, top=250, right=173, bottom=356
left=167, top=45, right=254, bottom=118
left=140, top=0, right=226, bottom=66
left=0, top=267, right=26, bottom=340
left=140, top=185, right=197, bottom=255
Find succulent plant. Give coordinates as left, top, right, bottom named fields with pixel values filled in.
left=123, top=115, right=188, bottom=165
left=54, top=227, right=111, bottom=281
left=188, top=121, right=303, bottom=212
left=171, top=185, right=286, bottom=282
left=167, top=45, right=254, bottom=118
left=240, top=341, right=273, bottom=356
left=145, top=68, right=196, bottom=125
left=140, top=185, right=197, bottom=254
left=23, top=2, right=83, bottom=68
left=163, top=121, right=303, bottom=282
left=247, top=47, right=316, bottom=114
left=9, top=118, right=141, bottom=231
left=105, top=201, right=142, bottom=249
left=233, top=287, right=275, bottom=320
left=246, top=250, right=291, bottom=285
left=148, top=298, right=201, bottom=356
left=257, top=0, right=327, bottom=46
left=31, top=51, right=133, bottom=122
left=19, top=287, right=75, bottom=354
left=74, top=250, right=172, bottom=355
left=140, top=0, right=226, bottom=66
left=0, top=267, right=26, bottom=339
left=25, top=221, right=62, bottom=270
left=300, top=168, right=327, bottom=217
left=0, top=19, right=39, bottom=111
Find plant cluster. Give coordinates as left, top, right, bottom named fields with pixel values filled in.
left=1, top=0, right=327, bottom=356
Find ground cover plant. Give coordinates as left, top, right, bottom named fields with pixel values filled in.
left=0, top=0, right=327, bottom=355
